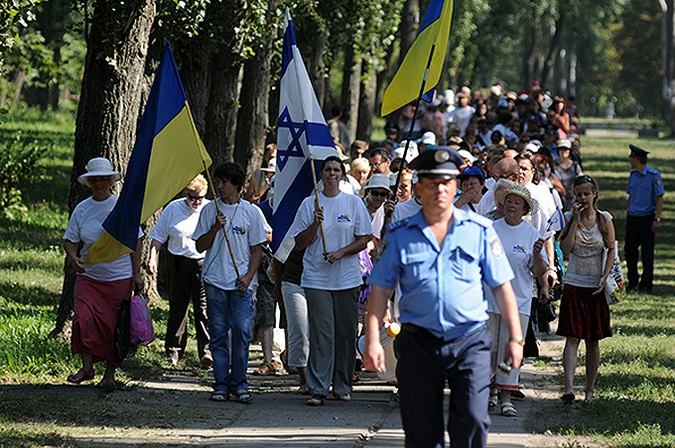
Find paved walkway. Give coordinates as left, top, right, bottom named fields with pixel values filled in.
left=137, top=343, right=541, bottom=447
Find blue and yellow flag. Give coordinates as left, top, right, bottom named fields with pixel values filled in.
left=380, top=0, right=454, bottom=117
left=85, top=43, right=212, bottom=264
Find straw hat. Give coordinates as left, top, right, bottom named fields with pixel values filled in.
left=77, top=157, right=121, bottom=185
left=496, top=184, right=539, bottom=216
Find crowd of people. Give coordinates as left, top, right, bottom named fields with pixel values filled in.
left=63, top=83, right=665, bottom=447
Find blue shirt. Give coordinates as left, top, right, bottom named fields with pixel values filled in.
left=369, top=208, right=514, bottom=341
left=627, top=165, right=664, bottom=217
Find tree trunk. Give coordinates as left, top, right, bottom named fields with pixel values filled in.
left=357, top=61, right=377, bottom=141
left=52, top=0, right=156, bottom=338
left=341, top=43, right=361, bottom=144
left=523, top=12, right=543, bottom=90
left=203, top=52, right=241, bottom=167
left=308, top=33, right=327, bottom=110
left=399, top=0, right=420, bottom=63
left=541, top=11, right=566, bottom=91
left=234, top=32, right=276, bottom=173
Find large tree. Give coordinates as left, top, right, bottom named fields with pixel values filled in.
left=53, top=0, right=158, bottom=338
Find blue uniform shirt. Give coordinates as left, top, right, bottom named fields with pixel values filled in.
left=369, top=208, right=514, bottom=341
left=627, top=165, right=665, bottom=217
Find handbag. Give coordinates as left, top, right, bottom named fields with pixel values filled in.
left=603, top=241, right=626, bottom=305
left=129, top=294, right=155, bottom=346
left=114, top=299, right=137, bottom=360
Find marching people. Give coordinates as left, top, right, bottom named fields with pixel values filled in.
left=486, top=185, right=548, bottom=416
left=194, top=162, right=268, bottom=404
left=63, top=157, right=143, bottom=388
left=291, top=155, right=373, bottom=406
left=364, top=147, right=524, bottom=447
left=557, top=175, right=615, bottom=403
left=148, top=174, right=211, bottom=368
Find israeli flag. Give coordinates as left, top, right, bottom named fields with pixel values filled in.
left=272, top=8, right=337, bottom=260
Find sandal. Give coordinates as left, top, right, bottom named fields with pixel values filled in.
left=95, top=378, right=116, bottom=391
left=562, top=390, right=575, bottom=404
left=210, top=391, right=229, bottom=402
left=511, top=389, right=526, bottom=401
left=253, top=362, right=273, bottom=376
left=488, top=395, right=498, bottom=409
left=234, top=390, right=253, bottom=404
left=297, top=385, right=311, bottom=395
left=500, top=402, right=517, bottom=417
left=67, top=368, right=94, bottom=384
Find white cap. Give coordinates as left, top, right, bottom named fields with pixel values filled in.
left=458, top=149, right=476, bottom=163
left=394, top=140, right=419, bottom=162
left=364, top=173, right=391, bottom=191
left=524, top=142, right=540, bottom=153
left=421, top=131, right=437, bottom=145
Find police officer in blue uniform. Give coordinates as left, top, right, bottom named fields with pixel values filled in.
left=363, top=147, right=524, bottom=448
left=625, top=144, right=664, bottom=293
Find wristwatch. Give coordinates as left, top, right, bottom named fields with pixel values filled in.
left=510, top=336, right=526, bottom=346
left=654, top=217, right=661, bottom=222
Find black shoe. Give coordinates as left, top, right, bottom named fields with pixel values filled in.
left=639, top=287, right=652, bottom=294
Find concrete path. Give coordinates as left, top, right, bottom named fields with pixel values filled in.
left=136, top=344, right=540, bottom=447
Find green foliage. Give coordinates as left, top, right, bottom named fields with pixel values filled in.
left=0, top=132, right=44, bottom=213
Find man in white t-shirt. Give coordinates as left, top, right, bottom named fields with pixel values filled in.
left=194, top=162, right=267, bottom=404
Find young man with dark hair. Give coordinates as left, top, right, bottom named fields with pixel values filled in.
left=194, top=162, right=268, bottom=403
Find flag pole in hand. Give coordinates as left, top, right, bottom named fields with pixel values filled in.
left=309, top=157, right=328, bottom=254
left=202, top=160, right=241, bottom=279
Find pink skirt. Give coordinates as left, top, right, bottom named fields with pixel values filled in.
left=71, top=275, right=132, bottom=367
left=556, top=284, right=612, bottom=341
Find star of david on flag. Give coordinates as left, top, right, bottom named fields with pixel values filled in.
left=272, top=8, right=337, bottom=258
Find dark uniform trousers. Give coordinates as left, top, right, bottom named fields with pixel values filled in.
left=166, top=254, right=210, bottom=359
left=625, top=214, right=655, bottom=291
left=395, top=323, right=492, bottom=448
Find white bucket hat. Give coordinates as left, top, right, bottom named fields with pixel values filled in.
left=77, top=157, right=121, bottom=185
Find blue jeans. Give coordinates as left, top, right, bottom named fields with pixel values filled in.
left=205, top=284, right=254, bottom=394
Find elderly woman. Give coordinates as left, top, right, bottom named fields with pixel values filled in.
left=63, top=157, right=143, bottom=388
left=291, top=155, right=373, bottom=406
left=454, top=165, right=486, bottom=212
left=148, top=174, right=211, bottom=368
left=362, top=174, right=391, bottom=219
left=486, top=185, right=548, bottom=416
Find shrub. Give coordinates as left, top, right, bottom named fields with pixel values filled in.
left=0, top=132, right=44, bottom=211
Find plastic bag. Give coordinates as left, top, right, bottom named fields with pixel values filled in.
left=114, top=299, right=137, bottom=360
left=129, top=295, right=155, bottom=346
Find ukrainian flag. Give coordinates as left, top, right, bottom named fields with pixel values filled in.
left=85, top=43, right=212, bottom=264
left=380, top=0, right=454, bottom=117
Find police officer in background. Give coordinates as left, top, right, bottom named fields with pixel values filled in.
left=625, top=144, right=664, bottom=293
left=363, top=147, right=524, bottom=448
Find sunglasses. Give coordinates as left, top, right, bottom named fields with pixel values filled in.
left=368, top=190, right=390, bottom=198
left=187, top=193, right=206, bottom=201
left=573, top=174, right=594, bottom=185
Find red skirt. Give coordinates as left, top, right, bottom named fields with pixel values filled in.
left=71, top=275, right=132, bottom=367
left=556, top=284, right=612, bottom=341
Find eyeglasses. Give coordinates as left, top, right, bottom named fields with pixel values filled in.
left=187, top=193, right=206, bottom=201
left=368, top=190, right=390, bottom=198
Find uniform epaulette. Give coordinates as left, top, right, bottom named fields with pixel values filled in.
left=456, top=208, right=491, bottom=228
left=387, top=217, right=410, bottom=232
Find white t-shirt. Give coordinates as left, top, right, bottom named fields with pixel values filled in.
left=447, top=105, right=476, bottom=136
left=149, top=197, right=210, bottom=259
left=193, top=199, right=268, bottom=291
left=392, top=197, right=422, bottom=222
left=484, top=218, right=540, bottom=315
left=524, top=181, right=561, bottom=239
left=291, top=191, right=373, bottom=290
left=63, top=195, right=135, bottom=281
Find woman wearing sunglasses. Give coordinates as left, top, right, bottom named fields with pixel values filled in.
left=362, top=174, right=392, bottom=219
left=148, top=174, right=212, bottom=369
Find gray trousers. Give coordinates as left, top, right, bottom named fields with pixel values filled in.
left=304, top=287, right=359, bottom=397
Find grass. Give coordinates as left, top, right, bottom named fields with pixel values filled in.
left=0, top=115, right=674, bottom=446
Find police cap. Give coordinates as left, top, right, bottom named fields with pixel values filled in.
left=629, top=144, right=649, bottom=157
left=408, top=147, right=463, bottom=179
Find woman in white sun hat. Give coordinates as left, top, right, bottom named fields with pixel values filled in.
left=486, top=185, right=548, bottom=416
left=63, top=157, right=143, bottom=389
